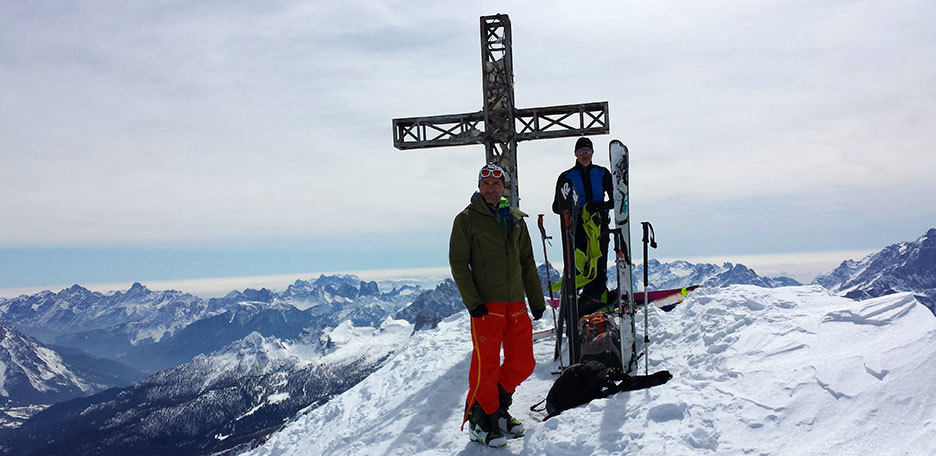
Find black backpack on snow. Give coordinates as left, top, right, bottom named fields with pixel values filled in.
left=532, top=362, right=673, bottom=420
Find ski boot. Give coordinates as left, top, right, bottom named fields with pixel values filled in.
left=467, top=402, right=507, bottom=447
left=496, top=384, right=525, bottom=438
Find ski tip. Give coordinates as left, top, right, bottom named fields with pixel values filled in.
left=609, top=139, right=627, bottom=151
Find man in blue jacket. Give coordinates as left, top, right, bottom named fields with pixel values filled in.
left=551, top=137, right=614, bottom=303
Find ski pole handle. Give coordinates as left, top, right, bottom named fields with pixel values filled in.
left=537, top=214, right=552, bottom=242
left=642, top=221, right=657, bottom=249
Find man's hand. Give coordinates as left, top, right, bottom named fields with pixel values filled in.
left=531, top=307, right=544, bottom=321
left=469, top=304, right=488, bottom=318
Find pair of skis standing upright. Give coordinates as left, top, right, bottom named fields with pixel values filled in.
left=548, top=139, right=642, bottom=375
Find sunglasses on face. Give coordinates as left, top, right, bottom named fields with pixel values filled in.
left=480, top=168, right=503, bottom=178
left=575, top=148, right=594, bottom=155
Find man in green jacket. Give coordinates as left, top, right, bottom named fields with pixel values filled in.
left=450, top=163, right=547, bottom=447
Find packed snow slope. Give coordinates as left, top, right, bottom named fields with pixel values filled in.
left=249, top=286, right=936, bottom=455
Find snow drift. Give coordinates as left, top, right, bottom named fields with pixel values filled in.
left=248, top=285, right=936, bottom=455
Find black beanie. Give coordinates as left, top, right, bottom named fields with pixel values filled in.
left=575, top=137, right=593, bottom=151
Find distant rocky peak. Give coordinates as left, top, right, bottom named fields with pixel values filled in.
left=916, top=228, right=936, bottom=253
left=291, top=278, right=313, bottom=288
left=312, top=274, right=361, bottom=288
left=114, top=282, right=152, bottom=301
left=223, top=290, right=242, bottom=300
left=327, top=281, right=360, bottom=299
left=240, top=288, right=274, bottom=303
left=359, top=280, right=380, bottom=296
left=59, top=284, right=94, bottom=297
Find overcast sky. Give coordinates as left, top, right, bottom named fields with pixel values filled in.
left=2, top=0, right=934, bottom=292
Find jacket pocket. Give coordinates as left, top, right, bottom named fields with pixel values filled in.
left=473, top=236, right=487, bottom=272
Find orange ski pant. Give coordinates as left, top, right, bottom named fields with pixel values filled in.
left=465, top=301, right=535, bottom=416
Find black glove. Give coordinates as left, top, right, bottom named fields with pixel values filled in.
left=531, top=306, right=544, bottom=321
left=469, top=304, right=488, bottom=318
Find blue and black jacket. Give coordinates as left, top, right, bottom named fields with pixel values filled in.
left=551, top=162, right=614, bottom=217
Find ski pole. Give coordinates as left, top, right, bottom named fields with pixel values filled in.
left=537, top=214, right=562, bottom=369
left=641, top=221, right=657, bottom=375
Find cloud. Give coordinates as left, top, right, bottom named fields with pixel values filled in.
left=1, top=0, right=934, bottom=268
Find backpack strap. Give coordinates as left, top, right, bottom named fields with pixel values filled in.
left=530, top=398, right=547, bottom=413
left=529, top=397, right=561, bottom=421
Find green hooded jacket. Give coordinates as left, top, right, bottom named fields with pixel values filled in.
left=449, top=193, right=546, bottom=315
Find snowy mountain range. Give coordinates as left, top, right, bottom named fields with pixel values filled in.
left=813, top=228, right=936, bottom=313
left=0, top=276, right=422, bottom=373
left=0, top=283, right=208, bottom=346
left=538, top=259, right=798, bottom=298
left=628, top=260, right=801, bottom=290
left=0, top=276, right=470, bottom=451
left=0, top=319, right=413, bottom=456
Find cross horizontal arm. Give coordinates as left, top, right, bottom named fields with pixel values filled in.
left=515, top=101, right=609, bottom=142
left=392, top=111, right=485, bottom=150
left=392, top=101, right=609, bottom=150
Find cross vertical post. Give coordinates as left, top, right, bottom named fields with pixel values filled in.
left=480, top=15, right=519, bottom=204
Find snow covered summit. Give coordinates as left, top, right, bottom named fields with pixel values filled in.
left=248, top=286, right=936, bottom=455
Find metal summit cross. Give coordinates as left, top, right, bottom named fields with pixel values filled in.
left=392, top=14, right=610, bottom=207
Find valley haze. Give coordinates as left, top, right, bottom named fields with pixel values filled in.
left=0, top=250, right=873, bottom=299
